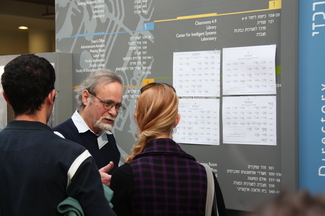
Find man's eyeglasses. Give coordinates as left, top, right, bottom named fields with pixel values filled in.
left=88, top=90, right=125, bottom=114
left=140, top=82, right=176, bottom=94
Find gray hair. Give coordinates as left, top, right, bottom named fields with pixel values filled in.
left=75, top=69, right=122, bottom=110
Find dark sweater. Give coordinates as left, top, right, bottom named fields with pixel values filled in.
left=53, top=118, right=120, bottom=174
left=0, top=120, right=115, bottom=216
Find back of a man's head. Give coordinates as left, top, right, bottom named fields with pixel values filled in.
left=1, top=54, right=55, bottom=116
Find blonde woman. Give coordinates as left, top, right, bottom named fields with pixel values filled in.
left=110, top=83, right=226, bottom=216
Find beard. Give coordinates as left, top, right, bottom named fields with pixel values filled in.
left=94, top=116, right=114, bottom=131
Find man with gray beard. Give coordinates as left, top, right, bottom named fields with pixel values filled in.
left=54, top=70, right=124, bottom=187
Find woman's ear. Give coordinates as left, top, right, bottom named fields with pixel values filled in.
left=174, top=114, right=181, bottom=128
left=134, top=113, right=139, bottom=123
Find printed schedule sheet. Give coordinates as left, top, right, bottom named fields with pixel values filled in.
left=222, top=96, right=277, bottom=145
left=172, top=45, right=277, bottom=146
left=173, top=50, right=221, bottom=145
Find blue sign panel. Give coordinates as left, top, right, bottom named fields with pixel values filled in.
left=299, top=0, right=325, bottom=193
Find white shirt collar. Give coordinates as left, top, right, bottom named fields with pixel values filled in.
left=71, top=110, right=112, bottom=149
left=71, top=110, right=112, bottom=135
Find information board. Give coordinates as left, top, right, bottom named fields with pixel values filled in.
left=299, top=0, right=325, bottom=194
left=55, top=0, right=299, bottom=211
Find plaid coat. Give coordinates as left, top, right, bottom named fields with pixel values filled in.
left=111, top=138, right=226, bottom=216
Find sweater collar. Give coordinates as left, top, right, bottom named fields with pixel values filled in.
left=133, top=138, right=196, bottom=161
left=6, top=120, right=52, bottom=132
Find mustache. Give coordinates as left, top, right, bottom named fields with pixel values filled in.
left=100, top=116, right=115, bottom=121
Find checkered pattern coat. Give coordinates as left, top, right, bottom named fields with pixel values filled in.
left=112, top=137, right=227, bottom=215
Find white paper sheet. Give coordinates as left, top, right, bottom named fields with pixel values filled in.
left=222, top=96, right=276, bottom=145
left=223, top=45, right=276, bottom=95
left=173, top=50, right=221, bottom=97
left=173, top=98, right=220, bottom=145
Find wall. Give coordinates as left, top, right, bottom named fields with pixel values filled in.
left=0, top=30, right=29, bottom=55
left=0, top=0, right=55, bottom=55
left=0, top=29, right=55, bottom=55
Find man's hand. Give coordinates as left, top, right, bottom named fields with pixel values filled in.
left=99, top=161, right=114, bottom=187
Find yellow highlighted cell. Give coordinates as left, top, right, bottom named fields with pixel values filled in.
left=142, top=79, right=155, bottom=85
left=269, top=0, right=282, bottom=9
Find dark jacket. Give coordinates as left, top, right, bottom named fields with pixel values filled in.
left=0, top=120, right=115, bottom=216
left=111, top=138, right=226, bottom=216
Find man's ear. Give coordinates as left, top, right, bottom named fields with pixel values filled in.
left=48, top=89, right=56, bottom=105
left=82, top=89, right=90, bottom=106
left=2, top=92, right=11, bottom=105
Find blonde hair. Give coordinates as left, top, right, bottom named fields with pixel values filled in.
left=126, top=83, right=178, bottom=162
